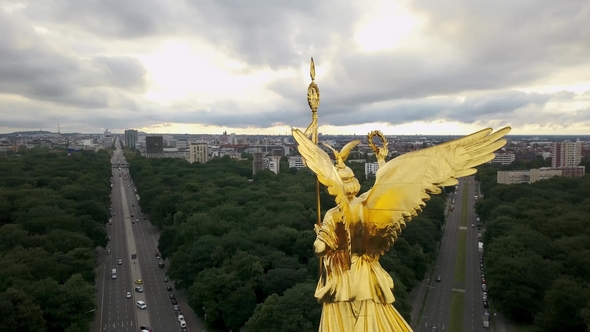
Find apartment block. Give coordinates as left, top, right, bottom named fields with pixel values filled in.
left=497, top=166, right=585, bottom=184
left=189, top=142, right=209, bottom=164
left=551, top=140, right=582, bottom=168
left=490, top=153, right=515, bottom=165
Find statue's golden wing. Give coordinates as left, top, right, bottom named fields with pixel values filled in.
left=292, top=128, right=351, bottom=218
left=362, top=127, right=511, bottom=254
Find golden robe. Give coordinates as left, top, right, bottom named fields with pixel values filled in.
left=315, top=203, right=412, bottom=332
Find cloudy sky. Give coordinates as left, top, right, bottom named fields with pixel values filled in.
left=1, top=0, right=590, bottom=135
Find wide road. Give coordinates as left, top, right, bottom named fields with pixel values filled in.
left=418, top=178, right=465, bottom=331
left=418, top=176, right=490, bottom=332
left=464, top=178, right=489, bottom=331
left=97, top=148, right=136, bottom=331
left=96, top=137, right=198, bottom=332
left=119, top=171, right=187, bottom=332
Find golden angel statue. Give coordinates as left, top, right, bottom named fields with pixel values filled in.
left=292, top=126, right=510, bottom=332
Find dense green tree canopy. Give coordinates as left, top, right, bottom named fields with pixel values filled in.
left=0, top=148, right=111, bottom=331
left=127, top=153, right=447, bottom=331
left=476, top=158, right=590, bottom=331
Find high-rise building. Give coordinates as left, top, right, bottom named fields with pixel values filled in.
left=365, top=162, right=379, bottom=179
left=253, top=152, right=264, bottom=175
left=551, top=140, right=582, bottom=168
left=124, top=129, right=138, bottom=149
left=189, top=142, right=209, bottom=164
left=146, top=136, right=163, bottom=158
left=264, top=156, right=281, bottom=174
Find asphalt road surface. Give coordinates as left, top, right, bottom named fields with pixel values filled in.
left=418, top=176, right=490, bottom=331
left=418, top=178, right=464, bottom=331
left=464, top=180, right=489, bottom=331
left=96, top=139, right=196, bottom=332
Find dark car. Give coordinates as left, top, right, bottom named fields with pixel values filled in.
left=171, top=298, right=178, bottom=305
left=483, top=301, right=489, bottom=308
left=163, top=277, right=169, bottom=282
left=436, top=276, right=441, bottom=282
left=158, top=262, right=165, bottom=268
left=169, top=294, right=175, bottom=299
left=167, top=286, right=172, bottom=291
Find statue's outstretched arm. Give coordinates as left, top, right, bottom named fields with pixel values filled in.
left=314, top=214, right=338, bottom=257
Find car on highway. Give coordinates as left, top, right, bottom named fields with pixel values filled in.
left=108, top=236, right=111, bottom=241
left=135, top=279, right=143, bottom=284
left=169, top=294, right=175, bottom=299
left=436, top=276, right=441, bottom=282
left=117, top=259, right=122, bottom=265
left=136, top=300, right=147, bottom=310
left=180, top=320, right=187, bottom=328
left=126, top=292, right=131, bottom=299
left=167, top=286, right=172, bottom=291
left=106, top=248, right=111, bottom=255
left=171, top=298, right=178, bottom=305
left=135, top=287, right=143, bottom=293
left=173, top=305, right=180, bottom=311
left=177, top=314, right=185, bottom=321
left=471, top=223, right=475, bottom=228
left=163, top=277, right=169, bottom=282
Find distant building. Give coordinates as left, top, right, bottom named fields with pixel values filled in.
left=253, top=152, right=264, bottom=175
left=490, top=153, right=515, bottom=165
left=264, top=156, right=281, bottom=174
left=497, top=166, right=585, bottom=184
left=189, top=142, right=209, bottom=164
left=272, top=149, right=284, bottom=157
left=365, top=162, right=379, bottom=179
left=514, top=151, right=537, bottom=162
left=146, top=136, right=164, bottom=158
left=551, top=140, right=582, bottom=168
left=288, top=156, right=306, bottom=169
left=124, top=129, right=138, bottom=149
left=163, top=148, right=188, bottom=159
left=176, top=139, right=189, bottom=149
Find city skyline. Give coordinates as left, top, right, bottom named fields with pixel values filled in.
left=1, top=1, right=590, bottom=135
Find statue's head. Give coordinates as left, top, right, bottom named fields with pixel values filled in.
left=337, top=165, right=360, bottom=199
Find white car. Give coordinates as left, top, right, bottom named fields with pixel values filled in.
left=126, top=292, right=131, bottom=299
left=136, top=300, right=147, bottom=310
left=178, top=314, right=185, bottom=321
left=118, top=259, right=123, bottom=265
left=180, top=320, right=187, bottom=328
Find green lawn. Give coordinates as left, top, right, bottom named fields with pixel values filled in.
left=460, top=184, right=468, bottom=227
left=449, top=292, right=465, bottom=332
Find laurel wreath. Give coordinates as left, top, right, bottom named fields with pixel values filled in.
left=367, top=130, right=388, bottom=154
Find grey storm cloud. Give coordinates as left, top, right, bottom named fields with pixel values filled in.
left=1, top=0, right=590, bottom=133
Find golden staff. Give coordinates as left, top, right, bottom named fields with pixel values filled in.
left=304, top=58, right=321, bottom=228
